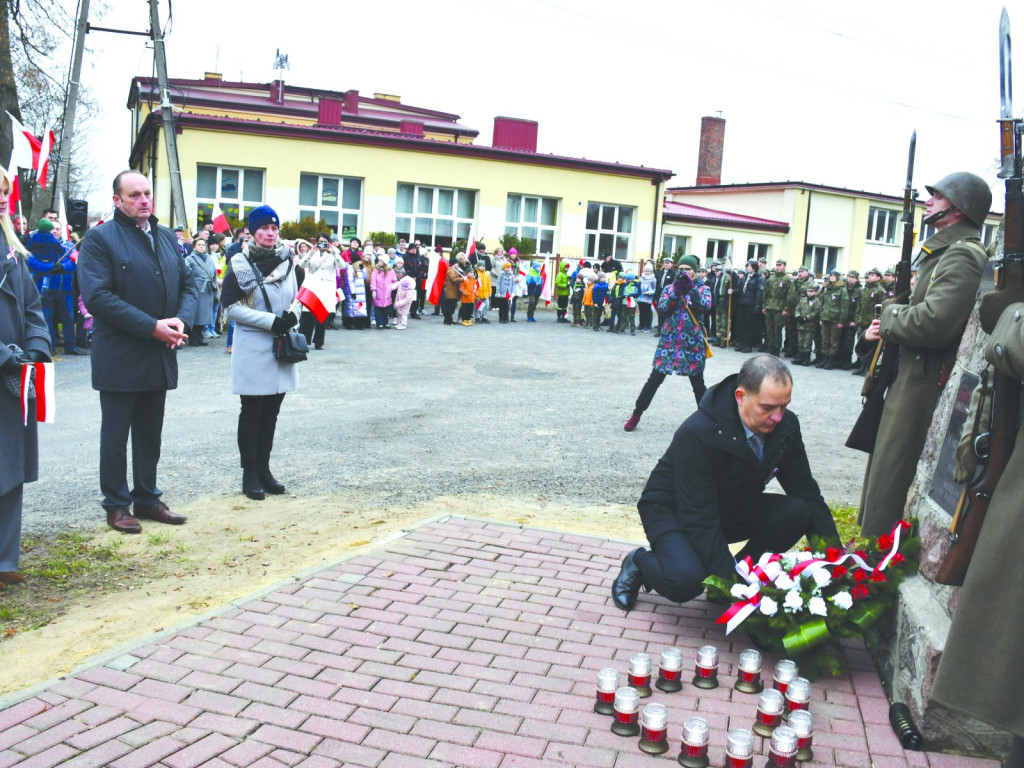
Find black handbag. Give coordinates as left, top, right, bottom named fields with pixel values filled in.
left=247, top=257, right=307, bottom=363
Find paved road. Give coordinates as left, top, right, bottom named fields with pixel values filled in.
left=29, top=310, right=866, bottom=535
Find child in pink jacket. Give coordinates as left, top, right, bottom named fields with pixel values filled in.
left=393, top=275, right=416, bottom=330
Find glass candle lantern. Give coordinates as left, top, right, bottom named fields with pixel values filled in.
left=638, top=702, right=670, bottom=755
left=735, top=649, right=764, bottom=694
left=753, top=688, right=786, bottom=737
left=788, top=710, right=814, bottom=763
left=656, top=647, right=685, bottom=693
left=784, top=677, right=811, bottom=718
left=594, top=668, right=619, bottom=715
left=692, top=645, right=719, bottom=690
left=766, top=725, right=799, bottom=768
left=611, top=686, right=641, bottom=737
left=725, top=728, right=756, bottom=768
left=772, top=659, right=798, bottom=694
left=628, top=653, right=654, bottom=698
left=676, top=716, right=710, bottom=768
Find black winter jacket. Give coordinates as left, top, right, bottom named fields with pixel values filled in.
left=637, top=374, right=837, bottom=578
left=78, top=208, right=198, bottom=392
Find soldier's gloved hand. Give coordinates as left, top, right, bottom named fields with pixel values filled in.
left=24, top=349, right=51, bottom=364
left=271, top=313, right=299, bottom=335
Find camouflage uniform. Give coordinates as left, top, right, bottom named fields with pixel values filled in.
left=793, top=286, right=821, bottom=365
left=785, top=270, right=811, bottom=356
left=817, top=271, right=849, bottom=369
left=761, top=261, right=793, bottom=356
left=851, top=269, right=887, bottom=375
left=837, top=272, right=861, bottom=369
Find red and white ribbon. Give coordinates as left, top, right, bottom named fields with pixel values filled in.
left=21, top=362, right=55, bottom=425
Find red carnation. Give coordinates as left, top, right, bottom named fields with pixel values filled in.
left=831, top=565, right=848, bottom=579
left=855, top=550, right=868, bottom=560
left=826, top=547, right=843, bottom=562
left=890, top=553, right=906, bottom=567
left=869, top=570, right=887, bottom=583
left=877, top=534, right=893, bottom=551
left=851, top=585, right=870, bottom=600
left=853, top=570, right=867, bottom=583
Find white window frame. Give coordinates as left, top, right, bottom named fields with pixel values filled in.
left=585, top=202, right=634, bottom=261
left=745, top=243, right=769, bottom=262
left=805, top=244, right=839, bottom=276
left=395, top=183, right=476, bottom=248
left=298, top=173, right=362, bottom=239
left=505, top=194, right=558, bottom=254
left=866, top=207, right=900, bottom=245
left=195, top=164, right=264, bottom=228
left=919, top=222, right=937, bottom=242
left=662, top=235, right=689, bottom=259
left=982, top=223, right=998, bottom=247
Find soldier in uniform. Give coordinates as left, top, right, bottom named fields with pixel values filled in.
left=817, top=269, right=849, bottom=369
left=785, top=266, right=811, bottom=357
left=755, top=258, right=768, bottom=350
left=859, top=172, right=990, bottom=537
left=882, top=268, right=897, bottom=300
left=851, top=268, right=887, bottom=376
left=793, top=282, right=821, bottom=365
left=837, top=270, right=862, bottom=369
left=761, top=259, right=793, bottom=357
left=714, top=266, right=735, bottom=347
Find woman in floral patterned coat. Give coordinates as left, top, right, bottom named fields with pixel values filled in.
left=624, top=254, right=711, bottom=431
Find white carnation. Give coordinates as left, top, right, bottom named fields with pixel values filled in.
left=832, top=591, right=853, bottom=610
left=783, top=589, right=804, bottom=613
left=759, top=597, right=778, bottom=617
left=812, top=568, right=832, bottom=588
left=795, top=551, right=814, bottom=563
left=774, top=573, right=795, bottom=591
left=808, top=596, right=828, bottom=617
left=731, top=583, right=750, bottom=599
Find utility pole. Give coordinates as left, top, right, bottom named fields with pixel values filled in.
left=149, top=0, right=187, bottom=230
left=53, top=0, right=90, bottom=210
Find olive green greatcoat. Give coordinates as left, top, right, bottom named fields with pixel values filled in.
left=856, top=282, right=888, bottom=327
left=858, top=221, right=987, bottom=536
left=931, top=300, right=1024, bottom=738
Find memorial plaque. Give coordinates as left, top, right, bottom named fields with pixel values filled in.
left=928, top=371, right=981, bottom=515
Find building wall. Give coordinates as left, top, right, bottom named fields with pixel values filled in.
left=145, top=125, right=664, bottom=261
left=662, top=221, right=787, bottom=267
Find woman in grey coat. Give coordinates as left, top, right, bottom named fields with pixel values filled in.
left=220, top=206, right=301, bottom=501
left=0, top=165, right=52, bottom=587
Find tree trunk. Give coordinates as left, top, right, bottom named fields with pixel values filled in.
left=0, top=0, right=23, bottom=167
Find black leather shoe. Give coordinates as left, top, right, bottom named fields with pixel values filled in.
left=611, top=548, right=646, bottom=611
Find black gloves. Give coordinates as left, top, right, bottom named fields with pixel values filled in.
left=271, top=312, right=299, bottom=335
left=673, top=274, right=694, bottom=297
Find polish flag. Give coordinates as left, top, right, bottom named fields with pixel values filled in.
left=7, top=113, right=37, bottom=173
left=36, top=127, right=55, bottom=186
left=426, top=251, right=449, bottom=306
left=297, top=285, right=330, bottom=323
left=212, top=207, right=231, bottom=233
left=540, top=258, right=552, bottom=305
left=21, top=362, right=55, bottom=426
left=7, top=173, right=20, bottom=215
left=57, top=194, right=67, bottom=239
left=465, top=224, right=476, bottom=262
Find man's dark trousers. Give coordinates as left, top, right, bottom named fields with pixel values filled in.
left=99, top=390, right=166, bottom=510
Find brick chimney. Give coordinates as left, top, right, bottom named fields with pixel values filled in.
left=696, top=114, right=726, bottom=186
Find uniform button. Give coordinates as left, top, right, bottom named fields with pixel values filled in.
left=1015, top=310, right=1021, bottom=322
left=915, top=354, right=921, bottom=360
left=995, top=344, right=1004, bottom=357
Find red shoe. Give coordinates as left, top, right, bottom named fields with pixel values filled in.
left=624, top=412, right=641, bottom=432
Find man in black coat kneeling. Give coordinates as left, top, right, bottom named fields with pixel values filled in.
left=612, top=354, right=839, bottom=611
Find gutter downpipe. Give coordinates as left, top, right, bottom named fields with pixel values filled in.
left=651, top=177, right=663, bottom=265
left=801, top=188, right=812, bottom=271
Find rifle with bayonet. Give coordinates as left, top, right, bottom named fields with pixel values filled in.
left=845, top=131, right=917, bottom=453
left=936, top=8, right=1024, bottom=586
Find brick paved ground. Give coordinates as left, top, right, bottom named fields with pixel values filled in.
left=0, top=517, right=1002, bottom=768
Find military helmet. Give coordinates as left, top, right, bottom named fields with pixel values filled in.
left=925, top=172, right=992, bottom=229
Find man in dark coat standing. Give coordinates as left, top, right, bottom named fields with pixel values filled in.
left=78, top=171, right=198, bottom=534
left=611, top=354, right=839, bottom=610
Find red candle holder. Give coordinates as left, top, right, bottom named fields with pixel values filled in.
left=676, top=716, right=709, bottom=768
left=788, top=710, right=814, bottom=763
left=628, top=652, right=653, bottom=698
left=594, top=668, right=619, bottom=715
left=772, top=659, right=798, bottom=695
left=766, top=725, right=798, bottom=768
left=611, top=686, right=641, bottom=737
left=725, top=728, right=756, bottom=768
left=753, top=688, right=785, bottom=737
left=638, top=702, right=669, bottom=755
left=656, top=647, right=684, bottom=693
left=784, top=677, right=810, bottom=719
left=692, top=645, right=719, bottom=690
left=735, top=649, right=764, bottom=694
